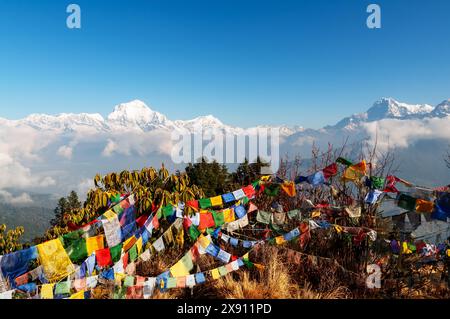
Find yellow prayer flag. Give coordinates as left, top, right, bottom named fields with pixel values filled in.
left=41, top=284, right=54, bottom=299
left=342, top=160, right=367, bottom=182
left=69, top=290, right=85, bottom=299
left=170, top=252, right=194, bottom=277
left=103, top=210, right=117, bottom=221
left=261, top=175, right=271, bottom=181
left=37, top=239, right=75, bottom=283
left=198, top=235, right=211, bottom=249
left=311, top=211, right=321, bottom=218
left=242, top=252, right=249, bottom=260
left=211, top=268, right=221, bottom=280
left=334, top=225, right=344, bottom=234
left=275, top=236, right=285, bottom=245
left=415, top=199, right=434, bottom=213
left=281, top=181, right=296, bottom=197
left=86, top=235, right=104, bottom=256
left=136, top=237, right=143, bottom=255
left=210, top=196, right=223, bottom=207
left=115, top=272, right=126, bottom=285
left=402, top=242, right=412, bottom=254
left=123, top=235, right=137, bottom=252
left=223, top=208, right=235, bottom=223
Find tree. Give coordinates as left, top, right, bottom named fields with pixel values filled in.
left=0, top=224, right=24, bottom=255
left=50, top=191, right=81, bottom=228
left=232, top=157, right=270, bottom=186
left=185, top=157, right=231, bottom=197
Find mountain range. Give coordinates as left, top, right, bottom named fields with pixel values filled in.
left=0, top=97, right=449, bottom=206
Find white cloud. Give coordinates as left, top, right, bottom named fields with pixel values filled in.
left=57, top=145, right=73, bottom=159
left=362, top=116, right=450, bottom=153
left=77, top=178, right=95, bottom=199
left=0, top=125, right=58, bottom=190
left=102, top=130, right=173, bottom=157
left=0, top=190, right=33, bottom=205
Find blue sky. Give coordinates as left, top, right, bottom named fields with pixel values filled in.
left=0, top=0, right=449, bottom=128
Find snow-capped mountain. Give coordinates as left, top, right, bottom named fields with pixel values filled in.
left=331, top=97, right=437, bottom=129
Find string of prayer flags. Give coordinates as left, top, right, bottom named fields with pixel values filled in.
left=37, top=239, right=75, bottom=283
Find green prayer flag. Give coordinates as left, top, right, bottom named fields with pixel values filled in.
left=336, top=157, right=353, bottom=166
left=256, top=210, right=271, bottom=225
left=199, top=198, right=212, bottom=209
left=241, top=196, right=250, bottom=205
left=243, top=259, right=254, bottom=269
left=370, top=176, right=385, bottom=189
left=163, top=204, right=174, bottom=218
left=397, top=193, right=417, bottom=211
left=65, top=237, right=88, bottom=263
left=156, top=207, right=163, bottom=219
left=129, top=244, right=138, bottom=262
left=189, top=225, right=201, bottom=240
left=206, top=228, right=216, bottom=235
left=264, top=184, right=280, bottom=197
left=124, top=276, right=135, bottom=287
left=111, top=194, right=121, bottom=204
left=55, top=281, right=71, bottom=295
left=110, top=243, right=123, bottom=263
left=287, top=209, right=301, bottom=220
left=113, top=205, right=124, bottom=214
left=212, top=211, right=225, bottom=227
left=114, top=286, right=126, bottom=299
left=61, top=230, right=83, bottom=247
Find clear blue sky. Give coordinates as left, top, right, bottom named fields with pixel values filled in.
left=0, top=0, right=449, bottom=128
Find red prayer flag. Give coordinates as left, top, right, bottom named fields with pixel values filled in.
left=242, top=185, right=256, bottom=198
left=152, top=215, right=159, bottom=229
left=199, top=212, right=215, bottom=230
left=122, top=252, right=129, bottom=270
left=186, top=200, right=199, bottom=211
left=96, top=248, right=113, bottom=267
left=322, top=163, right=338, bottom=179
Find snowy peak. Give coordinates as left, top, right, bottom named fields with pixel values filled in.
left=432, top=99, right=450, bottom=117
left=366, top=97, right=434, bottom=120
left=332, top=97, right=443, bottom=129
left=107, top=100, right=173, bottom=130
left=18, top=112, right=107, bottom=132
